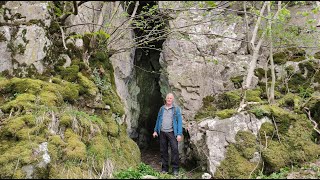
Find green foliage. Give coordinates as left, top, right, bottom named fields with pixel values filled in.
left=113, top=163, right=184, bottom=179
left=114, top=163, right=160, bottom=179
left=93, top=68, right=111, bottom=91
left=298, top=87, right=313, bottom=99
left=256, top=167, right=290, bottom=179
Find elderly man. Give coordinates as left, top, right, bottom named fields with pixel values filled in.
left=153, top=93, right=183, bottom=176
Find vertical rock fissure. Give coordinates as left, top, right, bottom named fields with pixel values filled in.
left=132, top=2, right=164, bottom=151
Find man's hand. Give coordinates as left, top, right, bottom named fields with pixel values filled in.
left=177, top=135, right=182, bottom=142
left=153, top=132, right=158, bottom=138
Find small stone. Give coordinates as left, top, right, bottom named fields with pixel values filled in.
left=105, top=105, right=111, bottom=110
left=201, top=172, right=212, bottom=179
left=75, top=38, right=83, bottom=48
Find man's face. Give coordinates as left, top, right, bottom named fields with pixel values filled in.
left=166, top=94, right=174, bottom=106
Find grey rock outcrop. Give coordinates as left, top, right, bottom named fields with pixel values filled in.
left=65, top=1, right=140, bottom=137
left=158, top=2, right=259, bottom=121
left=0, top=1, right=51, bottom=74
left=188, top=112, right=270, bottom=176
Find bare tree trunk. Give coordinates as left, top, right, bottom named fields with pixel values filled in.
left=268, top=1, right=275, bottom=104
left=316, top=1, right=320, bottom=27
left=244, top=31, right=266, bottom=89
left=244, top=1, right=268, bottom=89
left=250, top=2, right=268, bottom=49
left=243, top=1, right=251, bottom=54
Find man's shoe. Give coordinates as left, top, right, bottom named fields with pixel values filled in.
left=161, top=170, right=168, bottom=174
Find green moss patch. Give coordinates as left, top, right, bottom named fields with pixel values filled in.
left=216, top=109, right=237, bottom=119
left=262, top=141, right=290, bottom=173
left=0, top=75, right=139, bottom=178
left=215, top=144, right=258, bottom=179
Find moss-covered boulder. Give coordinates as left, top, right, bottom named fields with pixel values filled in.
left=235, top=131, right=259, bottom=159
left=262, top=141, right=291, bottom=173
left=215, top=144, right=258, bottom=179
left=0, top=75, right=140, bottom=179
left=273, top=48, right=306, bottom=65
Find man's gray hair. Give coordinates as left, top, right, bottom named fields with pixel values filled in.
left=166, top=93, right=175, bottom=99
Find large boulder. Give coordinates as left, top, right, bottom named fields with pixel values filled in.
left=188, top=112, right=270, bottom=176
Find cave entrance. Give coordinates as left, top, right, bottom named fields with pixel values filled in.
left=129, top=1, right=165, bottom=152
left=128, top=1, right=196, bottom=174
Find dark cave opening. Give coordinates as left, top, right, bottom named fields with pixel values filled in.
left=128, top=1, right=196, bottom=173
left=130, top=1, right=166, bottom=152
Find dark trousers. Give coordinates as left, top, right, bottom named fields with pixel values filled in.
left=160, top=131, right=179, bottom=172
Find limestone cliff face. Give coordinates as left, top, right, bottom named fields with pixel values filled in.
left=158, top=1, right=257, bottom=121
left=0, top=1, right=51, bottom=75
left=0, top=1, right=141, bottom=179
left=158, top=1, right=320, bottom=178
left=2, top=1, right=320, bottom=179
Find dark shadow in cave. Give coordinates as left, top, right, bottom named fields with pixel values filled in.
left=128, top=1, right=196, bottom=173
left=131, top=1, right=165, bottom=153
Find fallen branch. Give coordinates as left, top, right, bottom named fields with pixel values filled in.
left=60, top=26, right=68, bottom=50
left=304, top=107, right=320, bottom=135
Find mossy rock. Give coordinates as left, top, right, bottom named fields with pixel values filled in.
left=277, top=93, right=302, bottom=112
left=262, top=140, right=290, bottom=173
left=235, top=131, right=258, bottom=159
left=305, top=93, right=320, bottom=122
left=285, top=65, right=295, bottom=74
left=287, top=73, right=308, bottom=93
left=88, top=135, right=112, bottom=163
left=194, top=95, right=217, bottom=121
left=102, top=90, right=125, bottom=116
left=273, top=51, right=289, bottom=65
left=0, top=93, right=36, bottom=113
left=285, top=118, right=320, bottom=163
left=203, top=95, right=215, bottom=107
left=314, top=51, right=320, bottom=59
left=105, top=115, right=119, bottom=137
left=59, top=114, right=73, bottom=128
left=288, top=47, right=306, bottom=62
left=269, top=105, right=299, bottom=134
left=59, top=65, right=80, bottom=82
left=215, top=144, right=258, bottom=179
left=249, top=105, right=272, bottom=119
left=255, top=68, right=271, bottom=80
left=77, top=72, right=98, bottom=96
left=259, top=122, right=275, bottom=138
left=0, top=75, right=139, bottom=178
left=298, top=60, right=316, bottom=78
left=215, top=90, right=241, bottom=109
left=216, top=109, right=236, bottom=119
left=246, top=89, right=262, bottom=102
left=9, top=78, right=43, bottom=94
left=64, top=129, right=87, bottom=161
left=0, top=141, right=38, bottom=178
left=194, top=105, right=216, bottom=121
left=39, top=91, right=59, bottom=106
left=230, top=75, right=244, bottom=89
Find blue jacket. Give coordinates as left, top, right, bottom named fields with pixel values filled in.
left=154, top=104, right=183, bottom=137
